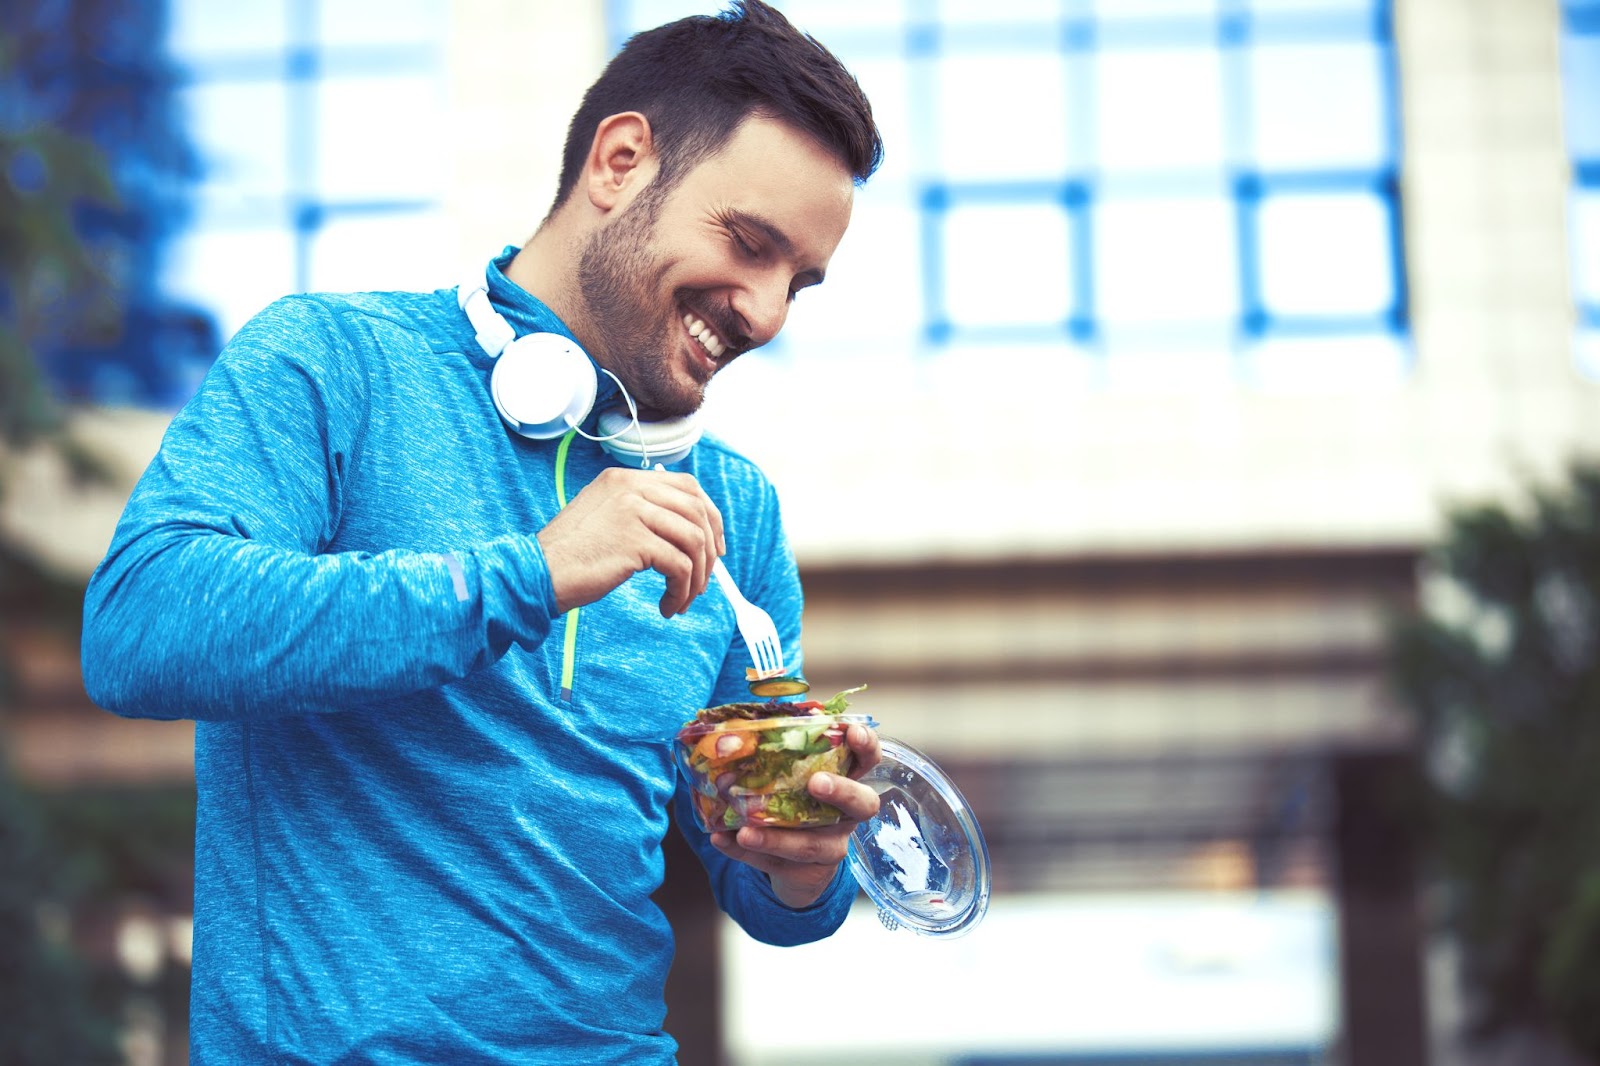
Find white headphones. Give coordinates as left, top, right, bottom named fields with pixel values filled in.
left=458, top=269, right=702, bottom=466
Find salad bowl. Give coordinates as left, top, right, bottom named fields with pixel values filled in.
left=671, top=686, right=874, bottom=831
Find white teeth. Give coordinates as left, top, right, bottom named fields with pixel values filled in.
left=682, top=313, right=727, bottom=359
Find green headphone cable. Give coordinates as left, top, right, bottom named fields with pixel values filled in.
left=554, top=428, right=580, bottom=702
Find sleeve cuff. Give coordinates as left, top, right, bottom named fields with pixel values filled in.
left=744, top=862, right=860, bottom=947
left=475, top=533, right=561, bottom=648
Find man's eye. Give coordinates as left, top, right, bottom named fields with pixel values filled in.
left=729, top=229, right=759, bottom=258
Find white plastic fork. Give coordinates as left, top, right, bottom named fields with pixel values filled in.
left=712, top=556, right=787, bottom=678
left=651, top=464, right=786, bottom=677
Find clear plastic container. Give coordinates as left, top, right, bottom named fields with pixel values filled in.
left=672, top=713, right=878, bottom=831
left=671, top=712, right=993, bottom=940
left=846, top=737, right=992, bottom=938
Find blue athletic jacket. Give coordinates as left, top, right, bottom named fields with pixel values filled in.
left=79, top=251, right=857, bottom=1064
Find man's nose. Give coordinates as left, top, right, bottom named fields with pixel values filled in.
left=733, top=277, right=790, bottom=348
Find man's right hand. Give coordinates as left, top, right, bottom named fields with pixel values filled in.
left=535, top=466, right=726, bottom=617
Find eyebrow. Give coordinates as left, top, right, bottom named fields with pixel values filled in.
left=729, top=209, right=826, bottom=287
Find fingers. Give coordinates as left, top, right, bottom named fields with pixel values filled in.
left=710, top=822, right=855, bottom=908
left=810, top=771, right=880, bottom=823
left=664, top=470, right=726, bottom=558
left=635, top=470, right=724, bottom=615
left=844, top=723, right=882, bottom=779
left=636, top=502, right=714, bottom=616
left=536, top=467, right=725, bottom=614
left=710, top=776, right=880, bottom=869
left=714, top=823, right=851, bottom=866
left=709, top=764, right=883, bottom=909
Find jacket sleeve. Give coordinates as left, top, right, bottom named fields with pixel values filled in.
left=80, top=296, right=560, bottom=722
left=672, top=484, right=860, bottom=944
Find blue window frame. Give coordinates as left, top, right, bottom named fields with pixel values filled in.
left=162, top=0, right=450, bottom=344
left=1564, top=0, right=1600, bottom=379
left=610, top=0, right=1405, bottom=387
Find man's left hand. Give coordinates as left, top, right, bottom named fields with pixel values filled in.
left=708, top=722, right=882, bottom=908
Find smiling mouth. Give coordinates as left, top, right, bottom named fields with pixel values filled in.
left=682, top=311, right=728, bottom=360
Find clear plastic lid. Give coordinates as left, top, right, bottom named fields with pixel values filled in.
left=846, top=736, right=991, bottom=938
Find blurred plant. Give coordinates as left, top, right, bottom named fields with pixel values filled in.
left=1, top=0, right=215, bottom=627
left=0, top=22, right=120, bottom=690
left=3, top=1, right=212, bottom=412
left=0, top=114, right=118, bottom=448
left=2, top=6, right=211, bottom=1059
left=0, top=30, right=118, bottom=452
left=0, top=762, right=121, bottom=1063
left=1386, top=460, right=1600, bottom=1062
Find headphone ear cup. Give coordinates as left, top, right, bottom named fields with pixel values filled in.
left=596, top=404, right=703, bottom=467
left=491, top=334, right=598, bottom=439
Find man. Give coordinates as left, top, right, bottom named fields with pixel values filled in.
left=80, top=2, right=885, bottom=1062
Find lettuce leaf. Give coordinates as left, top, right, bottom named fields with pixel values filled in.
left=820, top=684, right=868, bottom=716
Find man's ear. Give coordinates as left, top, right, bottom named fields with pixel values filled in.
left=584, top=112, right=659, bottom=213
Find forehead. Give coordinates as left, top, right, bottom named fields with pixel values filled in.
left=672, top=114, right=855, bottom=258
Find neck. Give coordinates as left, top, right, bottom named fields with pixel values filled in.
left=505, top=222, right=584, bottom=338
left=506, top=223, right=620, bottom=385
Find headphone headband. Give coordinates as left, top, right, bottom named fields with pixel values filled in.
left=458, top=272, right=515, bottom=357
left=596, top=404, right=703, bottom=466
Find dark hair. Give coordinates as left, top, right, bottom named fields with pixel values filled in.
left=549, top=0, right=883, bottom=216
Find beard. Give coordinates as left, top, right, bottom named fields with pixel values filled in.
left=575, top=190, right=733, bottom=420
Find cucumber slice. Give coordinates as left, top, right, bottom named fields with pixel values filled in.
left=747, top=676, right=811, bottom=697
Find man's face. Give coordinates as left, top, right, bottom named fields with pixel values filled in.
left=575, top=114, right=855, bottom=419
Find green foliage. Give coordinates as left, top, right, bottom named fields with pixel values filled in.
left=0, top=16, right=126, bottom=642
left=1, top=11, right=205, bottom=1060
left=1387, top=460, right=1600, bottom=1059
left=0, top=36, right=120, bottom=450
left=0, top=763, right=122, bottom=1064
left=2, top=23, right=185, bottom=1056
left=1542, top=870, right=1600, bottom=1057
left=0, top=763, right=196, bottom=1063
left=33, top=783, right=197, bottom=904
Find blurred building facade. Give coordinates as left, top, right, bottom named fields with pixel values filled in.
left=3, top=1, right=1598, bottom=1064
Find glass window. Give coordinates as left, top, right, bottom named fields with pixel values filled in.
left=314, top=73, right=449, bottom=201
left=934, top=52, right=1073, bottom=182
left=1563, top=1, right=1600, bottom=379
left=162, top=0, right=449, bottom=344
left=1095, top=191, right=1239, bottom=331
left=177, top=80, right=292, bottom=212
left=168, top=0, right=291, bottom=56
left=1094, top=48, right=1228, bottom=173
left=1245, top=42, right=1389, bottom=171
left=315, top=0, right=446, bottom=46
left=613, top=0, right=1404, bottom=386
left=942, top=200, right=1076, bottom=332
left=1255, top=190, right=1395, bottom=319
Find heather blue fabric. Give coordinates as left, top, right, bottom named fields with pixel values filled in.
left=80, top=249, right=857, bottom=1064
